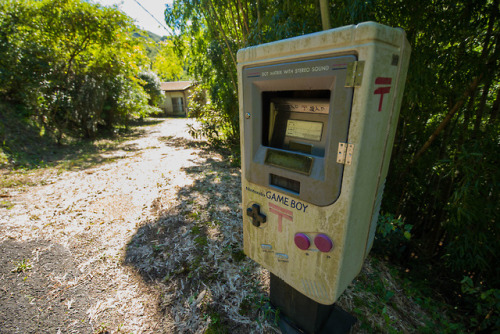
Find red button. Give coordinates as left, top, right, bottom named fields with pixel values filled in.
left=294, top=233, right=311, bottom=250
left=314, top=234, right=333, bottom=252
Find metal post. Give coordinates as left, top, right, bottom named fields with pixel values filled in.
left=270, top=274, right=357, bottom=334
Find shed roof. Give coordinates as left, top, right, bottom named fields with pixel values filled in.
left=160, top=81, right=193, bottom=92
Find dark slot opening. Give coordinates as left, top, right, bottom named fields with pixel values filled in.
left=262, top=90, right=330, bottom=145
left=289, top=141, right=313, bottom=154
left=270, top=174, right=300, bottom=194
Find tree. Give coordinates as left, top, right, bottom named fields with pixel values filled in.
left=152, top=39, right=185, bottom=81
left=165, top=0, right=324, bottom=145
left=166, top=0, right=499, bottom=329
left=138, top=71, right=162, bottom=106
left=0, top=0, right=152, bottom=141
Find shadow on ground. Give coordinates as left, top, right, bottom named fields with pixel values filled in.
left=124, top=137, right=271, bottom=333
left=0, top=239, right=93, bottom=333
left=0, top=110, right=164, bottom=170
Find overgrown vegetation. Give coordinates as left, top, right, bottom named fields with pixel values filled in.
left=1, top=0, right=498, bottom=330
left=0, top=100, right=162, bottom=184
left=0, top=0, right=155, bottom=146
left=138, top=71, right=163, bottom=107
left=152, top=39, right=187, bottom=82
left=165, top=0, right=499, bottom=331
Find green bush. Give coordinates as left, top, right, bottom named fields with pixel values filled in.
left=461, top=277, right=500, bottom=331
left=138, top=71, right=162, bottom=107
left=0, top=0, right=152, bottom=142
left=187, top=85, right=236, bottom=147
left=373, top=213, right=412, bottom=263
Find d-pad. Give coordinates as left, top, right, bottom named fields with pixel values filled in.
left=246, top=204, right=267, bottom=227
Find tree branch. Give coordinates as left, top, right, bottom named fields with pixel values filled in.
left=409, top=75, right=482, bottom=166
left=237, top=0, right=250, bottom=39
left=206, top=0, right=238, bottom=70
left=204, top=0, right=238, bottom=92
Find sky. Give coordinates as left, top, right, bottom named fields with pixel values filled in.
left=93, top=0, right=173, bottom=37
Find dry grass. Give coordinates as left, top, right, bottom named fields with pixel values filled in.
left=0, top=118, right=278, bottom=333
left=0, top=118, right=451, bottom=333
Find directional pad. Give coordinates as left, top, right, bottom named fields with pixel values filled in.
left=246, top=204, right=267, bottom=227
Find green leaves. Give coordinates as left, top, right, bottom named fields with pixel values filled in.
left=461, top=276, right=500, bottom=330
left=164, top=0, right=327, bottom=146
left=0, top=0, right=152, bottom=141
left=138, top=71, right=162, bottom=106
left=152, top=40, right=184, bottom=81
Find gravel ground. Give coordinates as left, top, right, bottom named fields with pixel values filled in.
left=0, top=118, right=435, bottom=334
left=0, top=118, right=275, bottom=333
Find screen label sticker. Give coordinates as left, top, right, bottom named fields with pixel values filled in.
left=286, top=120, right=323, bottom=141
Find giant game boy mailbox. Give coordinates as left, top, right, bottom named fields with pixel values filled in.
left=238, top=22, right=410, bottom=305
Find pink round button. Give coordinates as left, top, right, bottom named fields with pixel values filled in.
left=314, top=234, right=333, bottom=252
left=294, top=233, right=311, bottom=250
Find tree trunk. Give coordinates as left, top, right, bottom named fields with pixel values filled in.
left=319, top=0, right=331, bottom=30
left=409, top=75, right=482, bottom=166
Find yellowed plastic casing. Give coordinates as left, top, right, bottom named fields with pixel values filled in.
left=237, top=22, right=410, bottom=305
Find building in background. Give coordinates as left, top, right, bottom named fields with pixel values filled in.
left=159, top=81, right=193, bottom=116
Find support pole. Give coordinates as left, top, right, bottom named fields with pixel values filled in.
left=319, top=0, right=331, bottom=31
left=269, top=274, right=357, bottom=333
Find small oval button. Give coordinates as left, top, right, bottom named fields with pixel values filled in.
left=294, top=233, right=311, bottom=250
left=314, top=234, right=333, bottom=252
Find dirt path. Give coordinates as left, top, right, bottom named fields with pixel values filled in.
left=0, top=119, right=274, bottom=333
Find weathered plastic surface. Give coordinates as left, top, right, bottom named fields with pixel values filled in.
left=238, top=22, right=410, bottom=305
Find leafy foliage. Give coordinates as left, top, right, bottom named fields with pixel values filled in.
left=165, top=0, right=324, bottom=146
left=138, top=71, right=162, bottom=107
left=186, top=85, right=229, bottom=145
left=152, top=39, right=185, bottom=81
left=0, top=0, right=152, bottom=143
left=371, top=0, right=500, bottom=282
left=374, top=214, right=412, bottom=263
left=167, top=0, right=499, bottom=330
left=461, top=276, right=500, bottom=331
